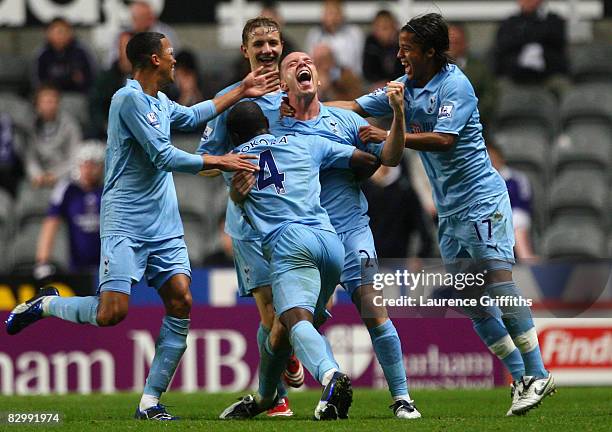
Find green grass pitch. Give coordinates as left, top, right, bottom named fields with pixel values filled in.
left=1, top=388, right=611, bottom=431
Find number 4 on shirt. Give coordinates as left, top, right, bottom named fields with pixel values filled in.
left=257, top=149, right=285, bottom=194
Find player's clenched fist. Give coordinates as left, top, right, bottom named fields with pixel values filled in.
left=386, top=81, right=405, bottom=111
left=358, top=124, right=387, bottom=144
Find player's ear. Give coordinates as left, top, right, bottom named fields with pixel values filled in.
left=425, top=47, right=435, bottom=59
left=151, top=52, right=161, bottom=67
left=280, top=80, right=288, bottom=92
left=240, top=44, right=249, bottom=59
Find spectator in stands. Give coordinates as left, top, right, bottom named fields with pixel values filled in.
left=35, top=18, right=95, bottom=93
left=448, top=23, right=498, bottom=129
left=488, top=143, right=537, bottom=260
left=26, top=84, right=82, bottom=188
left=306, top=0, right=364, bottom=77
left=362, top=163, right=434, bottom=259
left=88, top=31, right=132, bottom=139
left=35, top=141, right=104, bottom=275
left=0, top=113, right=25, bottom=197
left=108, top=0, right=180, bottom=66
left=311, top=43, right=363, bottom=102
left=202, top=216, right=234, bottom=267
left=494, top=0, right=569, bottom=96
left=260, top=0, right=298, bottom=56
left=362, top=10, right=404, bottom=88
left=173, top=51, right=204, bottom=106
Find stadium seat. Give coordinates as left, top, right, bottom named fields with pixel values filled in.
left=60, top=92, right=89, bottom=129
left=181, top=214, right=209, bottom=265
left=495, top=85, right=558, bottom=138
left=15, top=182, right=52, bottom=228
left=570, top=43, right=612, bottom=84
left=542, top=221, right=606, bottom=259
left=0, top=189, right=14, bottom=273
left=560, top=83, right=612, bottom=127
left=10, top=219, right=70, bottom=273
left=0, top=54, right=30, bottom=94
left=554, top=124, right=612, bottom=175
left=0, top=92, right=34, bottom=131
left=494, top=126, right=550, bottom=175
left=174, top=172, right=211, bottom=217
left=172, top=133, right=202, bottom=153
left=549, top=170, right=608, bottom=224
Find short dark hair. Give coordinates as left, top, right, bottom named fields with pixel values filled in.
left=401, top=13, right=452, bottom=67
left=126, top=32, right=165, bottom=70
left=227, top=101, right=269, bottom=145
left=242, top=16, right=282, bottom=46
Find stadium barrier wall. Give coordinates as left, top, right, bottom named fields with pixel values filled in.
left=0, top=262, right=610, bottom=395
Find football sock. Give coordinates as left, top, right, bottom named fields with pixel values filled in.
left=368, top=320, right=409, bottom=399
left=139, top=394, right=159, bottom=411
left=321, top=334, right=339, bottom=370
left=143, top=316, right=189, bottom=399
left=321, top=368, right=338, bottom=387
left=290, top=320, right=338, bottom=384
left=257, top=323, right=288, bottom=399
left=487, top=281, right=547, bottom=378
left=45, top=296, right=99, bottom=326
left=257, top=336, right=292, bottom=402
left=472, top=315, right=525, bottom=381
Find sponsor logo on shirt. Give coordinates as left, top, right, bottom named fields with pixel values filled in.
left=202, top=125, right=213, bottom=141
left=146, top=112, right=160, bottom=128
left=438, top=104, right=454, bottom=119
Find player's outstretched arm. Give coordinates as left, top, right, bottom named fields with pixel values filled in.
left=212, top=67, right=280, bottom=116
left=378, top=81, right=406, bottom=167
left=324, top=100, right=369, bottom=117
left=229, top=170, right=256, bottom=204
left=201, top=153, right=259, bottom=173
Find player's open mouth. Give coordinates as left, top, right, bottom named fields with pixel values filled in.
left=297, top=69, right=312, bottom=85
left=259, top=56, right=277, bottom=66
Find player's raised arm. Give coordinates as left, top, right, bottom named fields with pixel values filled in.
left=378, top=81, right=406, bottom=166
left=324, top=100, right=369, bottom=117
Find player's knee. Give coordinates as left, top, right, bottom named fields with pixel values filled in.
left=96, top=304, right=128, bottom=327
left=165, top=292, right=192, bottom=318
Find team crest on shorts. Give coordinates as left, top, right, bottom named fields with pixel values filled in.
left=103, top=257, right=110, bottom=275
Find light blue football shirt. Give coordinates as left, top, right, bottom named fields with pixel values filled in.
left=272, top=103, right=382, bottom=234
left=196, top=82, right=283, bottom=241
left=356, top=64, right=506, bottom=217
left=234, top=133, right=355, bottom=249
left=101, top=79, right=215, bottom=240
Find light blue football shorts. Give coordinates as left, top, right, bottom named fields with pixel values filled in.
left=438, top=192, right=516, bottom=271
left=232, top=237, right=272, bottom=297
left=266, top=224, right=344, bottom=321
left=337, top=225, right=379, bottom=296
left=98, top=235, right=191, bottom=294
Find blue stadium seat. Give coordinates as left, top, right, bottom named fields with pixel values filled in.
left=543, top=221, right=606, bottom=259
left=554, top=124, right=612, bottom=175
left=549, top=169, right=608, bottom=225
left=495, top=85, right=558, bottom=138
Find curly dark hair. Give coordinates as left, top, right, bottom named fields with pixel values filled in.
left=401, top=13, right=452, bottom=67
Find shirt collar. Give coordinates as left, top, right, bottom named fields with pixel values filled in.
left=280, top=101, right=331, bottom=128
left=423, top=64, right=452, bottom=93
left=126, top=78, right=142, bottom=91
